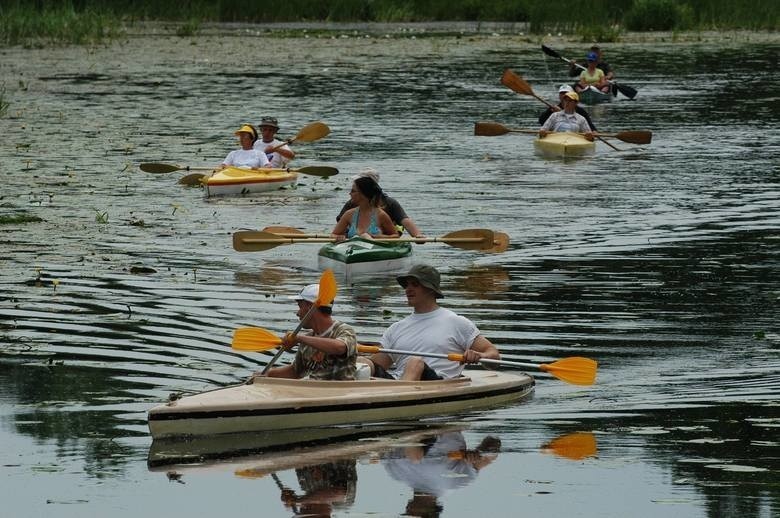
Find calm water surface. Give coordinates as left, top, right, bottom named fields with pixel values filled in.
left=1, top=28, right=778, bottom=517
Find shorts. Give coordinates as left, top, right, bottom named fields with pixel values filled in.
left=374, top=362, right=443, bottom=381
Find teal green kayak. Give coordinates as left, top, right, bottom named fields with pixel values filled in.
left=317, top=237, right=412, bottom=274
left=577, top=86, right=614, bottom=105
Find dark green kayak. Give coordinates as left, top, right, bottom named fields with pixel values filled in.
left=577, top=85, right=614, bottom=105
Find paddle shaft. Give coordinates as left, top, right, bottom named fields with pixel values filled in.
left=475, top=122, right=649, bottom=144
left=260, top=269, right=337, bottom=374
left=260, top=304, right=316, bottom=375
left=243, top=236, right=489, bottom=245
left=358, top=344, right=542, bottom=370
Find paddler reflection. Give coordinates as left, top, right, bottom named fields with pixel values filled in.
left=383, top=431, right=502, bottom=518
left=273, top=460, right=357, bottom=518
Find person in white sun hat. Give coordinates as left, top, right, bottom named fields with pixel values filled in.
left=264, top=283, right=358, bottom=380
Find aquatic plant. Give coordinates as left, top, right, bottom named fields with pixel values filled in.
left=176, top=19, right=201, bottom=37
left=94, top=209, right=109, bottom=224
left=0, top=83, right=9, bottom=117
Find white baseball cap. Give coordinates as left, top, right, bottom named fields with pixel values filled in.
left=558, top=84, right=574, bottom=93
left=289, top=284, right=333, bottom=307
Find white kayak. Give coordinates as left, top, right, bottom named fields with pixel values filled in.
left=147, top=370, right=534, bottom=439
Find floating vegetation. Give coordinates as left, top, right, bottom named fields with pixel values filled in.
left=129, top=265, right=157, bottom=275
left=0, top=212, right=43, bottom=225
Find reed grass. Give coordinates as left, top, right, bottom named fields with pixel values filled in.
left=0, top=82, right=9, bottom=117
left=0, top=3, right=120, bottom=46
left=0, top=0, right=776, bottom=46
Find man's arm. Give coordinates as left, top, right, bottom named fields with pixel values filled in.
left=463, top=335, right=500, bottom=363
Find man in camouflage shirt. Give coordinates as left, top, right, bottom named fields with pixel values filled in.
left=265, top=283, right=358, bottom=380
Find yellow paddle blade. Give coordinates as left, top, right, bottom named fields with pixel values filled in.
left=232, top=230, right=291, bottom=252
left=439, top=229, right=496, bottom=251
left=178, top=173, right=206, bottom=186
left=542, top=432, right=597, bottom=460
left=295, top=165, right=339, bottom=177
left=293, top=121, right=330, bottom=143
left=486, top=232, right=510, bottom=253
left=232, top=327, right=282, bottom=351
left=500, top=68, right=534, bottom=96
left=539, top=357, right=597, bottom=385
left=474, top=121, right=511, bottom=136
left=140, top=162, right=181, bottom=173
left=614, top=130, right=652, bottom=144
left=317, top=269, right=337, bottom=306
left=262, top=226, right=306, bottom=236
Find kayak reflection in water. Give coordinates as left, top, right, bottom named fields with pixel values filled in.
left=275, top=460, right=357, bottom=518
left=384, top=431, right=502, bottom=517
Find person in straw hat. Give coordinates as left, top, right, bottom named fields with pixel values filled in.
left=538, top=84, right=597, bottom=131
left=539, top=91, right=594, bottom=139
left=221, top=124, right=271, bottom=169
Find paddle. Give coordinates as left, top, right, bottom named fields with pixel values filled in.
left=232, top=327, right=286, bottom=351
left=356, top=345, right=597, bottom=386
left=233, top=229, right=508, bottom=253
left=258, top=269, right=338, bottom=374
left=268, top=121, right=331, bottom=152
left=500, top=69, right=620, bottom=151
left=262, top=226, right=332, bottom=238
left=541, top=44, right=638, bottom=99
left=179, top=173, right=207, bottom=186
left=142, top=163, right=338, bottom=179
left=474, top=122, right=652, bottom=144
left=502, top=71, right=618, bottom=150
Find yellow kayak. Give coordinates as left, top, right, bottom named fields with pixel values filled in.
left=204, top=166, right=297, bottom=197
left=534, top=132, right=596, bottom=159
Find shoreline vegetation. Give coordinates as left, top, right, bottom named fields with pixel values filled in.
left=0, top=0, right=778, bottom=47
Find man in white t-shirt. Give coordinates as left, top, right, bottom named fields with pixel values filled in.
left=253, top=116, right=295, bottom=169
left=362, top=264, right=500, bottom=381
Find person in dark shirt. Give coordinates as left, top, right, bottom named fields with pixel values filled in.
left=538, top=84, right=597, bottom=131
left=335, top=170, right=424, bottom=238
